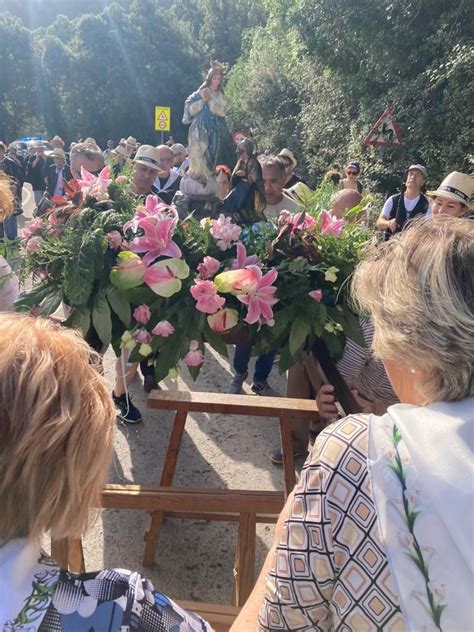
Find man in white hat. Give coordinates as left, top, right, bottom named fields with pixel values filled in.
left=428, top=171, right=473, bottom=218
left=110, top=145, right=128, bottom=175
left=50, top=135, right=65, bottom=149
left=130, top=144, right=161, bottom=196
left=125, top=136, right=138, bottom=158
left=376, top=164, right=430, bottom=238
left=45, top=148, right=72, bottom=197
left=152, top=145, right=182, bottom=204
left=111, top=144, right=164, bottom=423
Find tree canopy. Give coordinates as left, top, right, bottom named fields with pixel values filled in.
left=0, top=0, right=472, bottom=185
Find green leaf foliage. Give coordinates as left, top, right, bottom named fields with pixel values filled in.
left=63, top=307, right=91, bottom=337
left=92, top=292, right=112, bottom=347
left=203, top=324, right=229, bottom=358
left=63, top=228, right=107, bottom=307
left=13, top=281, right=56, bottom=312
left=289, top=317, right=311, bottom=357
left=106, top=286, right=131, bottom=327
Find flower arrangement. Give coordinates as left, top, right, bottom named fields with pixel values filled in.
left=16, top=171, right=371, bottom=380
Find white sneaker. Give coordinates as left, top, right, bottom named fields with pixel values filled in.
left=251, top=380, right=279, bottom=397
left=228, top=372, right=248, bottom=394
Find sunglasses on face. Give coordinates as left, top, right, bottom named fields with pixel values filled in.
left=347, top=171, right=358, bottom=176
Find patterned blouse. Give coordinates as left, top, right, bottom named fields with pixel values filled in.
left=259, top=415, right=407, bottom=631
left=1, top=542, right=210, bottom=632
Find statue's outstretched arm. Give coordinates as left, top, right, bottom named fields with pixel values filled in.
left=182, top=90, right=205, bottom=124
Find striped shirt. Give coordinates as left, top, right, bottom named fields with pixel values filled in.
left=337, top=317, right=398, bottom=411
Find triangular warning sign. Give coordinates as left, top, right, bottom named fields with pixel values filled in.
left=363, top=107, right=403, bottom=147
left=159, top=111, right=167, bottom=120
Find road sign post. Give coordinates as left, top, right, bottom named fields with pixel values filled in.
left=155, top=106, right=171, bottom=145
left=363, top=107, right=402, bottom=148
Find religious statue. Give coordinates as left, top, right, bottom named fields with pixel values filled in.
left=181, top=61, right=231, bottom=197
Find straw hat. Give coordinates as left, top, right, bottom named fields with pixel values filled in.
left=278, top=148, right=297, bottom=169
left=428, top=172, right=473, bottom=210
left=51, top=135, right=64, bottom=145
left=51, top=148, right=66, bottom=159
left=126, top=136, right=138, bottom=148
left=133, top=145, right=160, bottom=170
left=112, top=145, right=128, bottom=158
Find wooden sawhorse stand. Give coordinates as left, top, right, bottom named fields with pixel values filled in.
left=143, top=391, right=318, bottom=588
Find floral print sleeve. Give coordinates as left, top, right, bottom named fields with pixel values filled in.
left=258, top=415, right=406, bottom=631
left=5, top=554, right=210, bottom=632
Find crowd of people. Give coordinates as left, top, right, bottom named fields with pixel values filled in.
left=0, top=126, right=472, bottom=631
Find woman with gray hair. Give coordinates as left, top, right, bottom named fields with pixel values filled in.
left=232, top=217, right=473, bottom=631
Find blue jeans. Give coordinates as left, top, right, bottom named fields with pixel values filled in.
left=1, top=215, right=18, bottom=240
left=233, top=345, right=277, bottom=383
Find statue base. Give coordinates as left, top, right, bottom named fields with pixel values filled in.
left=180, top=174, right=218, bottom=198
left=174, top=191, right=222, bottom=221
left=175, top=175, right=221, bottom=220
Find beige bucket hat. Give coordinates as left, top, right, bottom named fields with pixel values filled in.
left=133, top=145, right=160, bottom=170
left=50, top=148, right=66, bottom=159
left=112, top=145, right=128, bottom=158
left=428, top=171, right=473, bottom=210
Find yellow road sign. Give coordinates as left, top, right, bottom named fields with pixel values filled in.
left=155, top=106, right=171, bottom=131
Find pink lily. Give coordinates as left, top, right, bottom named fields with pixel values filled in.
left=77, top=165, right=111, bottom=195
left=144, top=258, right=189, bottom=297
left=210, top=214, right=242, bottom=250
left=237, top=265, right=279, bottom=325
left=291, top=212, right=316, bottom=233
left=320, top=210, right=345, bottom=237
left=232, top=242, right=261, bottom=269
left=124, top=195, right=176, bottom=232
left=130, top=215, right=181, bottom=266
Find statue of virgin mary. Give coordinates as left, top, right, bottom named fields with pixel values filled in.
left=182, top=61, right=230, bottom=189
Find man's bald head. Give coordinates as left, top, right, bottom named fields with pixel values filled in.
left=330, top=190, right=363, bottom=220
left=70, top=143, right=105, bottom=179
left=156, top=144, right=174, bottom=176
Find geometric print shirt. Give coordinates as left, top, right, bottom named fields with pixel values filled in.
left=259, top=415, right=407, bottom=631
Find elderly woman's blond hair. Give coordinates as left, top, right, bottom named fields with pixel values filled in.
left=0, top=315, right=115, bottom=544
left=352, top=217, right=473, bottom=402
left=0, top=172, right=14, bottom=222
